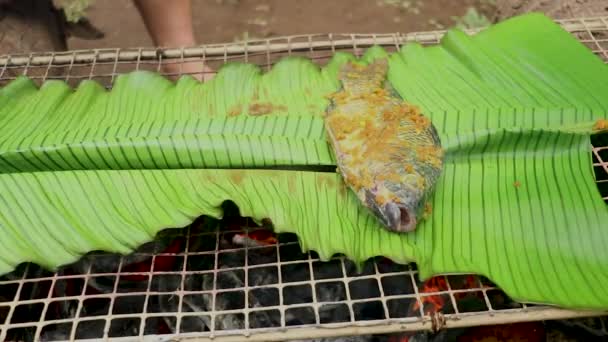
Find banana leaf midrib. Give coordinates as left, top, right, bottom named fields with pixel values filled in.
left=0, top=126, right=600, bottom=173
left=0, top=98, right=605, bottom=174
left=0, top=133, right=336, bottom=173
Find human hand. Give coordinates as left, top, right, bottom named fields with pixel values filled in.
left=161, top=61, right=215, bottom=82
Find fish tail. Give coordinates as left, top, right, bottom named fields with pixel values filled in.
left=338, top=58, right=389, bottom=93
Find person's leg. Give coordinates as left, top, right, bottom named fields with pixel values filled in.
left=133, top=0, right=214, bottom=81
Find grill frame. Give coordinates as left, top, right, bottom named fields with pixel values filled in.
left=0, top=15, right=607, bottom=342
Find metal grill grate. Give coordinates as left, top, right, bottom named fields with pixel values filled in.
left=0, top=16, right=607, bottom=342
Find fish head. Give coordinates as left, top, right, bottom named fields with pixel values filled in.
left=360, top=175, right=426, bottom=233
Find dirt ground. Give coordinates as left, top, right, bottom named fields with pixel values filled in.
left=3, top=0, right=604, bottom=56
left=68, top=0, right=497, bottom=50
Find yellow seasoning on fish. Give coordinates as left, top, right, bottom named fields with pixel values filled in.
left=324, top=58, right=444, bottom=233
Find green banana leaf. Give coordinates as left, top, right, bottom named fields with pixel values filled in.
left=1, top=13, right=607, bottom=310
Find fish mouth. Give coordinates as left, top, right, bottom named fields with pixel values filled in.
left=384, top=201, right=417, bottom=233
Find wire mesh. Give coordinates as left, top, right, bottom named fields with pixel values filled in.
left=1, top=222, right=605, bottom=342
left=0, top=16, right=607, bottom=342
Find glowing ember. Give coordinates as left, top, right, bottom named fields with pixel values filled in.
left=387, top=334, right=411, bottom=342
left=412, top=276, right=449, bottom=314
left=411, top=275, right=482, bottom=315
left=233, top=229, right=278, bottom=247
left=120, top=237, right=184, bottom=281
left=228, top=217, right=278, bottom=248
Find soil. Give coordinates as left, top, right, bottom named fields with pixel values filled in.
left=4, top=0, right=602, bottom=53
left=493, top=0, right=608, bottom=22
left=0, top=0, right=65, bottom=53
left=67, top=0, right=497, bottom=50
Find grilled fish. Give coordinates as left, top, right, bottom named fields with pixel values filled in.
left=324, top=58, right=444, bottom=233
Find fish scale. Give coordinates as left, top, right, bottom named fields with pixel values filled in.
left=324, top=57, right=444, bottom=233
